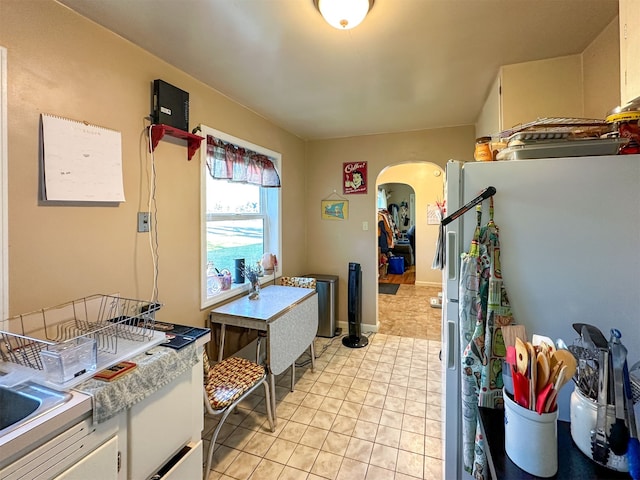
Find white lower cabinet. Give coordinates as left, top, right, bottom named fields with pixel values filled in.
left=53, top=436, right=119, bottom=480
left=127, top=368, right=197, bottom=479
left=49, top=351, right=203, bottom=480
left=153, top=441, right=203, bottom=480
left=0, top=415, right=119, bottom=480
left=120, top=353, right=204, bottom=480
left=0, top=350, right=204, bottom=480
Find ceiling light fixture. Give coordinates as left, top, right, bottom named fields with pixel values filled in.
left=313, top=0, right=375, bottom=30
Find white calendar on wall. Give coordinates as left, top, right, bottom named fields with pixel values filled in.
left=41, top=114, right=125, bottom=202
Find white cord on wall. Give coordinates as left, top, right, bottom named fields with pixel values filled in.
left=147, top=125, right=160, bottom=304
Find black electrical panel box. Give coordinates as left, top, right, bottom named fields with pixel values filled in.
left=152, top=79, right=189, bottom=131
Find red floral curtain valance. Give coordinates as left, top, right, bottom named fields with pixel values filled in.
left=205, top=135, right=281, bottom=188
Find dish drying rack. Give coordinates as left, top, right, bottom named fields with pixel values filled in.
left=0, top=294, right=166, bottom=390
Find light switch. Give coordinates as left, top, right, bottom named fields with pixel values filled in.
left=138, top=212, right=150, bottom=232
left=362, top=221, right=368, bottom=231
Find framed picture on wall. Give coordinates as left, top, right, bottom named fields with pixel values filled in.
left=321, top=199, right=349, bottom=220
left=343, top=161, right=367, bottom=194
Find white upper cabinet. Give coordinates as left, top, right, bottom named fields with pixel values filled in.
left=476, top=55, right=584, bottom=138
left=620, top=0, right=640, bottom=104
left=477, top=16, right=622, bottom=138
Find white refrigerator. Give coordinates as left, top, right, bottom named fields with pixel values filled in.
left=442, top=154, right=640, bottom=480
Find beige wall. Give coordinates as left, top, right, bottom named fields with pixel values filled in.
left=2, top=0, right=617, bottom=341
left=583, top=17, right=621, bottom=118
left=306, top=126, right=475, bottom=330
left=501, top=55, right=584, bottom=129
left=0, top=0, right=474, bottom=340
left=0, top=0, right=307, bottom=327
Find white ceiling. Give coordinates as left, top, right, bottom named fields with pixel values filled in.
left=57, top=0, right=618, bottom=140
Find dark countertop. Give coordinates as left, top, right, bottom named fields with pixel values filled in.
left=478, top=407, right=631, bottom=479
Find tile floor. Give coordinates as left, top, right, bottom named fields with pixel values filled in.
left=203, top=332, right=444, bottom=480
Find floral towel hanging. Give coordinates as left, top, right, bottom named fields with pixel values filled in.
left=459, top=199, right=514, bottom=479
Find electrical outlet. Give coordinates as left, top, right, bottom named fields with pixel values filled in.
left=138, top=212, right=150, bottom=232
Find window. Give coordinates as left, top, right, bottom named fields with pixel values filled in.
left=200, top=125, right=281, bottom=307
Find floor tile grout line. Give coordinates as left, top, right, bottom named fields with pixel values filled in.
left=204, top=358, right=440, bottom=478
left=205, top=306, right=443, bottom=479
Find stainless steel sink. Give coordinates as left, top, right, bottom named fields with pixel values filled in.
left=0, top=382, right=72, bottom=435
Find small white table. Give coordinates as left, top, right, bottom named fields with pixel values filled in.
left=209, top=285, right=318, bottom=418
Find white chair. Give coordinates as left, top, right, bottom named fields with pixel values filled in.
left=279, top=276, right=317, bottom=391
left=202, top=353, right=275, bottom=477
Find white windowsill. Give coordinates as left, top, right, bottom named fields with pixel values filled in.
left=203, top=274, right=279, bottom=309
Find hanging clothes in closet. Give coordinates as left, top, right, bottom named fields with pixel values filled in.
left=377, top=209, right=395, bottom=253
left=387, top=203, right=400, bottom=233
left=458, top=199, right=514, bottom=480
left=399, top=201, right=410, bottom=227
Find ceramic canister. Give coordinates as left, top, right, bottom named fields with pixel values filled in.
left=504, top=388, right=558, bottom=477
left=570, top=388, right=628, bottom=472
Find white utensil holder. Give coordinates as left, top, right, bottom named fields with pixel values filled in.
left=504, top=388, right=558, bottom=477
left=570, top=388, right=628, bottom=472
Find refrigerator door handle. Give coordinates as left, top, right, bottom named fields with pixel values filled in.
left=447, top=320, right=457, bottom=369
left=441, top=186, right=496, bottom=226
left=447, top=230, right=458, bottom=281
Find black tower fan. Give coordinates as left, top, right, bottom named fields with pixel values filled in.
left=342, top=262, right=368, bottom=348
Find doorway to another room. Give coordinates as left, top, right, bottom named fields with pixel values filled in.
left=377, top=182, right=415, bottom=286
left=375, top=163, right=444, bottom=341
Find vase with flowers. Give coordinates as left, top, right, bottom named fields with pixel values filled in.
left=243, top=262, right=263, bottom=300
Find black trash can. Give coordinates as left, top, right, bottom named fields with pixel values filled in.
left=304, top=274, right=338, bottom=338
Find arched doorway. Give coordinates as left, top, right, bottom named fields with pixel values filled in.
left=378, top=181, right=416, bottom=282
left=375, top=162, right=444, bottom=339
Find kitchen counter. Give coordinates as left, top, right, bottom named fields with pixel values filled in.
left=0, top=329, right=209, bottom=477
left=75, top=342, right=198, bottom=423
left=0, top=388, right=92, bottom=468
left=478, top=407, right=631, bottom=479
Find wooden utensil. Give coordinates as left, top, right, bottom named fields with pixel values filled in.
left=543, top=362, right=561, bottom=412
left=532, top=334, right=556, bottom=355
left=554, top=364, right=569, bottom=391
left=503, top=325, right=527, bottom=350
left=515, top=337, right=529, bottom=376
left=548, top=360, right=562, bottom=386
left=551, top=349, right=577, bottom=380
left=545, top=365, right=568, bottom=413
left=536, top=351, right=551, bottom=394
left=527, top=342, right=537, bottom=410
